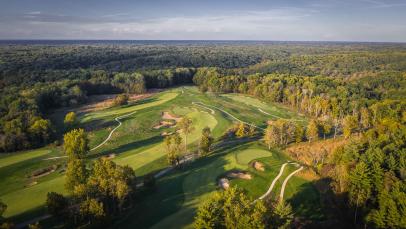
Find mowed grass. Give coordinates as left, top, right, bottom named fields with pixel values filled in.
left=114, top=107, right=218, bottom=174
left=1, top=176, right=66, bottom=219
left=0, top=149, right=52, bottom=168
left=0, top=86, right=319, bottom=226
left=0, top=90, right=182, bottom=219
left=81, top=92, right=179, bottom=123
left=221, top=94, right=306, bottom=122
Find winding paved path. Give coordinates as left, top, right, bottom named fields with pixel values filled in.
left=279, top=165, right=304, bottom=201
left=89, top=109, right=138, bottom=151
left=257, top=163, right=289, bottom=200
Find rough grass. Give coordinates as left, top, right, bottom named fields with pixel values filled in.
left=0, top=86, right=318, bottom=225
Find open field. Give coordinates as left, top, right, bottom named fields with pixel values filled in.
left=0, top=86, right=320, bottom=227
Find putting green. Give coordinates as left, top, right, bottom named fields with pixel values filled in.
left=235, top=148, right=272, bottom=165
left=150, top=145, right=274, bottom=229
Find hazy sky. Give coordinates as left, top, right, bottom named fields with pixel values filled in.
left=0, top=0, right=405, bottom=41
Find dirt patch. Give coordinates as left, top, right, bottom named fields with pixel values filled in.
left=227, top=171, right=252, bottom=180
left=153, top=120, right=176, bottom=129
left=162, top=112, right=182, bottom=122
left=252, top=161, right=265, bottom=171
left=79, top=89, right=161, bottom=113
left=219, top=178, right=230, bottom=190
left=286, top=137, right=349, bottom=166
left=30, top=165, right=58, bottom=179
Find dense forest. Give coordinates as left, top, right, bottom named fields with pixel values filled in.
left=0, top=41, right=405, bottom=228
left=1, top=42, right=405, bottom=152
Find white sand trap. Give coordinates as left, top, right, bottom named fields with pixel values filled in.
left=162, top=112, right=182, bottom=122
left=227, top=171, right=252, bottom=180
left=219, top=178, right=230, bottom=189
left=253, top=161, right=265, bottom=171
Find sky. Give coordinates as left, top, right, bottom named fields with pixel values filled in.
left=0, top=0, right=405, bottom=42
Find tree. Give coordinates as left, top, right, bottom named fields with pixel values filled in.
left=321, top=120, right=333, bottom=139
left=348, top=162, right=371, bottom=224
left=199, top=127, right=214, bottom=156
left=0, top=200, right=6, bottom=219
left=28, top=118, right=52, bottom=145
left=272, top=201, right=294, bottom=229
left=65, top=158, right=88, bottom=193
left=46, top=192, right=68, bottom=218
left=164, top=133, right=183, bottom=166
left=360, top=107, right=371, bottom=130
left=194, top=187, right=267, bottom=229
left=64, top=112, right=77, bottom=128
left=236, top=122, right=248, bottom=138
left=178, top=117, right=194, bottom=153
left=343, top=115, right=358, bottom=139
left=80, top=198, right=105, bottom=224
left=306, top=120, right=319, bottom=142
left=112, top=94, right=129, bottom=106
left=294, top=124, right=304, bottom=143
left=63, top=129, right=89, bottom=159
left=264, top=123, right=277, bottom=150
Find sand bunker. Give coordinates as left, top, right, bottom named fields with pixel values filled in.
left=161, top=131, right=174, bottom=136
left=227, top=171, right=252, bottom=180
left=30, top=165, right=58, bottom=179
left=252, top=161, right=265, bottom=171
left=153, top=120, right=176, bottom=129
left=105, top=153, right=116, bottom=160
left=162, top=112, right=182, bottom=122
left=219, top=178, right=230, bottom=189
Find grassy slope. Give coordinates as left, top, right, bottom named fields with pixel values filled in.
left=0, top=90, right=180, bottom=219
left=1, top=86, right=320, bottom=225
left=221, top=94, right=307, bottom=123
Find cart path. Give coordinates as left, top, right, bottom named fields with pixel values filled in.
left=279, top=165, right=304, bottom=201
left=257, top=162, right=289, bottom=200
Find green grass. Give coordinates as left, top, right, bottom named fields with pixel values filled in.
left=0, top=86, right=320, bottom=226
left=0, top=149, right=52, bottom=168
left=221, top=93, right=306, bottom=122
left=81, top=92, right=179, bottom=123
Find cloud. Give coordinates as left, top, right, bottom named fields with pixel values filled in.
left=360, top=0, right=406, bottom=8
left=0, top=6, right=405, bottom=41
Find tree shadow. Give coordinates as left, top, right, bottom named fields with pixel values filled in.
left=89, top=135, right=163, bottom=159
left=288, top=177, right=352, bottom=228
left=113, top=142, right=247, bottom=229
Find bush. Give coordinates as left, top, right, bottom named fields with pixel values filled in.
left=112, top=94, right=129, bottom=106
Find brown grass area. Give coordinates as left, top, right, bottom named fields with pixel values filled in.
left=80, top=89, right=161, bottom=113
left=285, top=137, right=348, bottom=167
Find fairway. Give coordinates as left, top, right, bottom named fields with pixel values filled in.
left=0, top=149, right=52, bottom=168
left=0, top=86, right=318, bottom=226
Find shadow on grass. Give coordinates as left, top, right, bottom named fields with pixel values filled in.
left=113, top=140, right=252, bottom=229
left=82, top=119, right=117, bottom=132
left=89, top=135, right=163, bottom=159
left=288, top=177, right=352, bottom=228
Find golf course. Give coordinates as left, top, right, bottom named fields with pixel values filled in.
left=0, top=86, right=321, bottom=228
